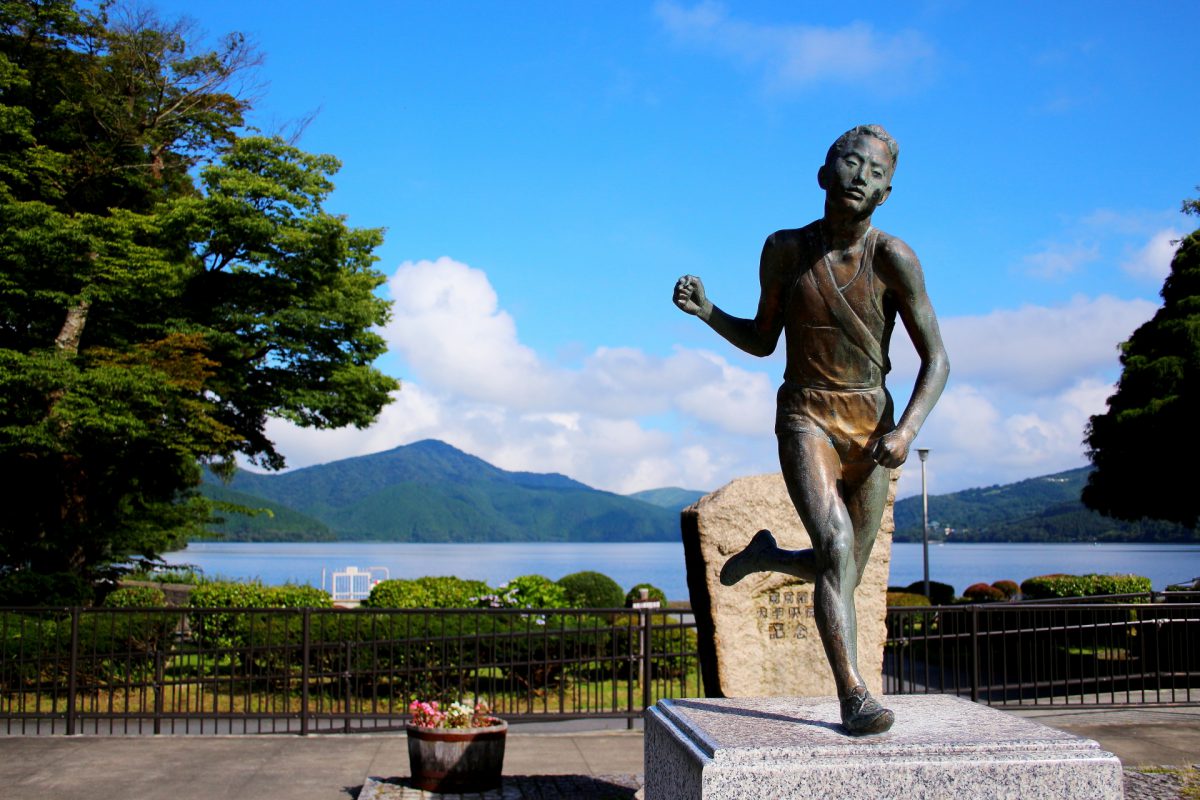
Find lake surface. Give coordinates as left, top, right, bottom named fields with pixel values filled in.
left=161, top=541, right=1200, bottom=599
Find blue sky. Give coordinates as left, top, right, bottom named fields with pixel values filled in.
left=151, top=1, right=1198, bottom=498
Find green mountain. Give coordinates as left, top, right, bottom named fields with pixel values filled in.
left=893, top=466, right=1196, bottom=543
left=628, top=487, right=706, bottom=511
left=200, top=439, right=677, bottom=542
left=202, top=483, right=335, bottom=542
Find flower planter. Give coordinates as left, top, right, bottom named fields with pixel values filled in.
left=405, top=719, right=507, bottom=793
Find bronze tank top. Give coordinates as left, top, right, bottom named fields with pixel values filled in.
left=782, top=223, right=896, bottom=391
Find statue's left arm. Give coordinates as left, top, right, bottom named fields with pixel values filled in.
left=869, top=236, right=950, bottom=468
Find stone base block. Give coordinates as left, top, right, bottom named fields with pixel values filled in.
left=644, top=695, right=1123, bottom=800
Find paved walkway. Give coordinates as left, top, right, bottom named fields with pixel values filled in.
left=0, top=707, right=1196, bottom=800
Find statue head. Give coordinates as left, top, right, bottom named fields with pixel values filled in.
left=818, top=124, right=898, bottom=216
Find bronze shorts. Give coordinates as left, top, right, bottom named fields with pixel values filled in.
left=775, top=382, right=895, bottom=465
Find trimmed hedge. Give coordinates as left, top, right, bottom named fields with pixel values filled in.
left=557, top=571, right=624, bottom=609
left=962, top=583, right=1005, bottom=602
left=187, top=581, right=331, bottom=649
left=493, top=574, right=568, bottom=609
left=625, top=583, right=668, bottom=608
left=1019, top=573, right=1152, bottom=600
left=903, top=580, right=955, bottom=606
left=103, top=585, right=167, bottom=608
left=364, top=576, right=492, bottom=609
left=991, top=580, right=1019, bottom=599
left=886, top=591, right=930, bottom=607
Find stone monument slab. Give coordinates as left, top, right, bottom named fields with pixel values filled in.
left=681, top=471, right=896, bottom=698
left=644, top=695, right=1123, bottom=800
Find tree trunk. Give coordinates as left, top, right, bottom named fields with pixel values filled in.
left=54, top=299, right=91, bottom=356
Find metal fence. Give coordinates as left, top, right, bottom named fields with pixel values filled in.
left=0, top=605, right=699, bottom=735
left=2, top=596, right=1197, bottom=735
left=885, top=594, right=1200, bottom=706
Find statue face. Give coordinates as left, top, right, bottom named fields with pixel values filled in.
left=822, top=135, right=892, bottom=216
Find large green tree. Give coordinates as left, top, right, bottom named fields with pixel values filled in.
left=0, top=1, right=398, bottom=584
left=1083, top=195, right=1200, bottom=530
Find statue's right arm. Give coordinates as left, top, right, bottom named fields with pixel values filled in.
left=673, top=235, right=786, bottom=358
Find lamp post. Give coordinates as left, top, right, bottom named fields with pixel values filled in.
left=918, top=448, right=930, bottom=602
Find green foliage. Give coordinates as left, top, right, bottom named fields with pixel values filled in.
left=0, top=0, right=397, bottom=583
left=903, top=580, right=955, bottom=606
left=363, top=578, right=433, bottom=609
left=102, top=585, right=166, bottom=607
left=0, top=570, right=93, bottom=607
left=992, top=580, right=1019, bottom=599
left=1019, top=573, right=1152, bottom=600
left=557, top=571, right=625, bottom=609
left=495, top=574, right=568, bottom=609
left=625, top=583, right=668, bottom=607
left=364, top=576, right=490, bottom=609
left=200, top=481, right=334, bottom=541
left=962, top=583, right=1005, bottom=602
left=886, top=591, right=930, bottom=607
left=186, top=580, right=329, bottom=648
left=1084, top=216, right=1200, bottom=529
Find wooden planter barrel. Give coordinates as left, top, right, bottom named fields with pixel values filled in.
left=405, top=720, right=507, bottom=793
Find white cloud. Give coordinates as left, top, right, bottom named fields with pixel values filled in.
left=1022, top=242, right=1099, bottom=278
left=890, top=295, right=1156, bottom=395
left=266, top=258, right=1153, bottom=501
left=1121, top=229, right=1181, bottom=281
left=888, top=297, right=1152, bottom=498
left=655, top=1, right=934, bottom=90
left=895, top=377, right=1113, bottom=500
left=263, top=257, right=780, bottom=493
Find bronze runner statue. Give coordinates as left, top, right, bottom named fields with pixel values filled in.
left=673, top=125, right=949, bottom=735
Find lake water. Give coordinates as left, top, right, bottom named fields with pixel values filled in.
left=161, top=541, right=1200, bottom=599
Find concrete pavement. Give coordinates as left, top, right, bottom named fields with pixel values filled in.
left=0, top=707, right=1195, bottom=800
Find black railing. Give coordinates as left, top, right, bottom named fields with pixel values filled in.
left=3, top=596, right=1197, bottom=735
left=885, top=596, right=1200, bottom=706
left=0, top=605, right=699, bottom=735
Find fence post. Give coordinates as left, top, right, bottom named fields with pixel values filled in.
left=300, top=609, right=311, bottom=736
left=970, top=604, right=980, bottom=703
left=640, top=607, right=652, bottom=714
left=153, top=649, right=165, bottom=735
left=66, top=607, right=80, bottom=736
left=343, top=640, right=352, bottom=734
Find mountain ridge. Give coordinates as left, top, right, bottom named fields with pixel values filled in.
left=202, top=439, right=678, bottom=542
left=893, top=466, right=1196, bottom=542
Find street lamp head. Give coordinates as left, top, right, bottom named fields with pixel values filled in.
left=917, top=448, right=929, bottom=462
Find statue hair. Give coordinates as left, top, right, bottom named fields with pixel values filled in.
left=826, top=125, right=899, bottom=171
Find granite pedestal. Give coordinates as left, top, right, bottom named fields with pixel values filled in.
left=644, top=695, right=1123, bottom=800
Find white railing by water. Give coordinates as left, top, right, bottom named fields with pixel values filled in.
left=323, top=565, right=389, bottom=602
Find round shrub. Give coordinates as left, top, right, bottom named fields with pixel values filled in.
left=886, top=591, right=930, bottom=607
left=363, top=579, right=433, bottom=608
left=557, top=571, right=624, bottom=609
left=494, top=574, right=568, bottom=609
left=962, top=583, right=1005, bottom=602
left=104, top=585, right=167, bottom=608
left=991, top=580, right=1019, bottom=599
left=625, top=583, right=668, bottom=608
left=903, top=580, right=954, bottom=606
